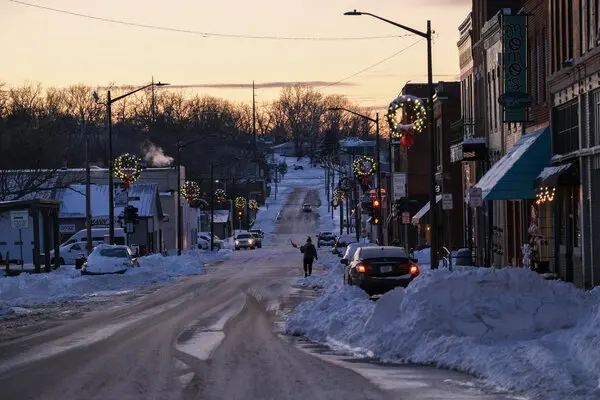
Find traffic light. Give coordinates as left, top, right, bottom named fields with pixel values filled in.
left=123, top=205, right=140, bottom=223
left=373, top=199, right=380, bottom=208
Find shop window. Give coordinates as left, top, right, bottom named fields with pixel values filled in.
left=552, top=101, right=579, bottom=155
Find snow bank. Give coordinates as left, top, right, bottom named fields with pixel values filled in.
left=286, top=267, right=600, bottom=399
left=0, top=250, right=231, bottom=312
left=294, top=253, right=343, bottom=290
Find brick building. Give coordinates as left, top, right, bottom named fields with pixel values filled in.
left=542, top=0, right=600, bottom=288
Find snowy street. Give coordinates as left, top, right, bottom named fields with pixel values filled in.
left=0, top=162, right=522, bottom=400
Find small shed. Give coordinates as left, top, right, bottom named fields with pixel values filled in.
left=0, top=199, right=62, bottom=273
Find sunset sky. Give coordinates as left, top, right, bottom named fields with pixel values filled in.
left=1, top=0, right=471, bottom=109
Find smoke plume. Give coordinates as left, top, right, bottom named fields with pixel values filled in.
left=142, top=142, right=174, bottom=167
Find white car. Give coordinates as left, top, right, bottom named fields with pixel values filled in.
left=81, top=244, right=138, bottom=275
left=234, top=233, right=257, bottom=250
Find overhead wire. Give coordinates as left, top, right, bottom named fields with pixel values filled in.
left=8, top=0, right=412, bottom=41
left=318, top=38, right=425, bottom=90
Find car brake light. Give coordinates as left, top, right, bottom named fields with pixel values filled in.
left=410, top=265, right=419, bottom=275
left=357, top=265, right=367, bottom=273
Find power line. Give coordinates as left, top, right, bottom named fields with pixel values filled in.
left=318, top=38, right=425, bottom=90
left=9, top=0, right=412, bottom=41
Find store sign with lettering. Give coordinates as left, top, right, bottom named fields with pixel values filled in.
left=502, top=14, right=530, bottom=122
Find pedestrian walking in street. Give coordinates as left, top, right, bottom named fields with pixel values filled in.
left=299, top=236, right=318, bottom=277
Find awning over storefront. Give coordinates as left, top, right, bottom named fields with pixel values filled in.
left=411, top=195, right=442, bottom=225
left=472, top=127, right=550, bottom=201
left=536, top=161, right=579, bottom=187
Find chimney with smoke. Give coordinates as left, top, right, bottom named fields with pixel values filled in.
left=142, top=142, right=174, bottom=167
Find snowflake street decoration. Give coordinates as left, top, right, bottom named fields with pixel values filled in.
left=353, top=156, right=376, bottom=178
left=248, top=199, right=258, bottom=210
left=114, top=153, right=143, bottom=189
left=180, top=181, right=201, bottom=204
left=235, top=196, right=247, bottom=209
left=386, top=94, right=426, bottom=139
left=214, top=188, right=227, bottom=204
left=338, top=177, right=354, bottom=192
left=333, top=188, right=346, bottom=205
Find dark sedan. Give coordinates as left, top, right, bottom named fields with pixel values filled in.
left=342, top=246, right=420, bottom=296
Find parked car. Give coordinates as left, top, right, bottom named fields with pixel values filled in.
left=197, top=232, right=223, bottom=250
left=250, top=232, right=263, bottom=248
left=343, top=246, right=420, bottom=296
left=294, top=165, right=304, bottom=170
left=302, top=203, right=312, bottom=212
left=340, top=242, right=377, bottom=265
left=49, top=242, right=88, bottom=265
left=317, top=232, right=337, bottom=247
left=249, top=229, right=265, bottom=238
left=333, top=233, right=360, bottom=252
left=81, top=244, right=139, bottom=275
left=234, top=233, right=257, bottom=250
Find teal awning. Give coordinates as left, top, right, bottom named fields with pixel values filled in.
left=473, top=127, right=550, bottom=200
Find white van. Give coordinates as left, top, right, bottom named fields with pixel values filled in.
left=50, top=228, right=128, bottom=265
left=62, top=228, right=127, bottom=246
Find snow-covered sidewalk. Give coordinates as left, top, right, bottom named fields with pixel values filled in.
left=286, top=259, right=600, bottom=400
left=0, top=249, right=232, bottom=317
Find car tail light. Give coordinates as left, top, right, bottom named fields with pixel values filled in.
left=356, top=264, right=367, bottom=273
left=410, top=264, right=419, bottom=275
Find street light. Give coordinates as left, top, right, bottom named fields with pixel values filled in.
left=328, top=107, right=382, bottom=245
left=93, top=81, right=170, bottom=245
left=344, top=10, right=437, bottom=268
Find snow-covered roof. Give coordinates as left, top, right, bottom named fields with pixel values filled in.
left=55, top=183, right=160, bottom=218
left=213, top=210, right=230, bottom=223
left=340, top=138, right=376, bottom=148
left=537, top=163, right=572, bottom=181
left=462, top=137, right=486, bottom=145
left=411, top=195, right=442, bottom=225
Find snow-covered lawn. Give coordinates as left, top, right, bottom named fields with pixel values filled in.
left=0, top=249, right=231, bottom=317
left=286, top=258, right=600, bottom=400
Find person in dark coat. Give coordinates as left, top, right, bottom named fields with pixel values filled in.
left=300, top=236, right=318, bottom=277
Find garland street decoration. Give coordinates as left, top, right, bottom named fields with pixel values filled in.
left=214, top=188, right=227, bottom=204
left=180, top=181, right=201, bottom=205
left=235, top=196, right=247, bottom=209
left=333, top=188, right=346, bottom=205
left=386, top=94, right=426, bottom=147
left=248, top=199, right=259, bottom=210
left=114, top=153, right=143, bottom=189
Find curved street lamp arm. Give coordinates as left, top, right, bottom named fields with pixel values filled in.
left=111, top=82, right=168, bottom=103
left=347, top=11, right=429, bottom=39
left=328, top=107, right=376, bottom=124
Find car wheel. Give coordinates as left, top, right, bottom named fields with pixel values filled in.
left=235, top=247, right=240, bottom=251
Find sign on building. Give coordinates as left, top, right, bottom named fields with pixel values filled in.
left=469, top=187, right=483, bottom=207
left=401, top=211, right=410, bottom=224
left=442, top=194, right=453, bottom=210
left=10, top=210, right=29, bottom=229
left=500, top=14, right=531, bottom=122
left=393, top=173, right=406, bottom=199
left=59, top=224, right=76, bottom=233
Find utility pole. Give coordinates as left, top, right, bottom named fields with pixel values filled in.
left=176, top=142, right=183, bottom=256
left=83, top=107, right=92, bottom=254
left=252, top=81, right=257, bottom=158
left=150, top=76, right=155, bottom=138
left=375, top=112, right=383, bottom=245
left=210, top=163, right=215, bottom=251
left=107, top=90, right=115, bottom=245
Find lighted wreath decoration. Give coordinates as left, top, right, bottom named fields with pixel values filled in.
left=386, top=94, right=426, bottom=145
left=333, top=188, right=346, bottom=205
left=353, top=156, right=376, bottom=177
left=248, top=199, right=259, bottom=210
left=180, top=181, right=201, bottom=204
left=235, top=196, right=247, bottom=209
left=214, top=188, right=226, bottom=204
left=114, top=153, right=143, bottom=189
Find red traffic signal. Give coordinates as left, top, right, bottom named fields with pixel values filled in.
left=373, top=199, right=380, bottom=208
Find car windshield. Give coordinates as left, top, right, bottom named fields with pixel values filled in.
left=98, top=248, right=129, bottom=258
left=358, top=247, right=408, bottom=260
left=238, top=234, right=252, bottom=239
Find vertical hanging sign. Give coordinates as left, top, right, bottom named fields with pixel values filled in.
left=500, top=14, right=531, bottom=122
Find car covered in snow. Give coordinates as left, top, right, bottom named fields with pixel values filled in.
left=316, top=231, right=337, bottom=247
left=342, top=246, right=420, bottom=296
left=234, top=233, right=257, bottom=250
left=80, top=244, right=139, bottom=275
left=333, top=233, right=360, bottom=251
left=302, top=203, right=312, bottom=212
